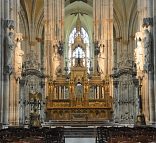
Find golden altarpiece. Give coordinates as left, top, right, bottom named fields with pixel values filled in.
left=46, top=17, right=113, bottom=122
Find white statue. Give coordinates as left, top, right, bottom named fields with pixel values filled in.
left=52, top=46, right=61, bottom=80
left=15, top=43, right=24, bottom=73
left=134, top=31, right=144, bottom=71
left=6, top=32, right=15, bottom=66
left=14, top=33, right=24, bottom=77
left=97, top=45, right=106, bottom=79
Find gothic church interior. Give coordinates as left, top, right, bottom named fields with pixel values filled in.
left=0, top=0, right=156, bottom=129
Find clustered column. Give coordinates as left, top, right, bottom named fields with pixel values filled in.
left=137, top=0, right=155, bottom=124
left=93, top=0, right=113, bottom=78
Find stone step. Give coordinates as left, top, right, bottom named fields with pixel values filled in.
left=42, top=120, right=112, bottom=127
left=64, top=127, right=97, bottom=138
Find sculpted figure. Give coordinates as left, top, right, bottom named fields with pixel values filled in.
left=15, top=44, right=24, bottom=73
left=97, top=45, right=105, bottom=79
left=75, top=83, right=83, bottom=97
left=143, top=29, right=151, bottom=64
left=134, top=32, right=144, bottom=71
left=6, top=32, right=15, bottom=66
left=14, top=33, right=24, bottom=76
left=52, top=46, right=61, bottom=80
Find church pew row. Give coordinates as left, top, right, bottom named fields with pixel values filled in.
left=0, top=127, right=65, bottom=143
left=96, top=126, right=156, bottom=143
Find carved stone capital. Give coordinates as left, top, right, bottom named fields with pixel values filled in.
left=142, top=17, right=153, bottom=28
left=3, top=19, right=15, bottom=30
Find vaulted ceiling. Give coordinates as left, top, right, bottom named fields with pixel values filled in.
left=113, top=0, right=137, bottom=39
left=20, top=0, right=137, bottom=43
left=64, top=1, right=93, bottom=43
left=20, top=0, right=43, bottom=31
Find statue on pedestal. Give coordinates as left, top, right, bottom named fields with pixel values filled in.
left=5, top=31, right=15, bottom=67
left=135, top=28, right=152, bottom=72
left=97, top=45, right=106, bottom=79
left=142, top=29, right=152, bottom=71
left=15, top=33, right=24, bottom=78
left=75, top=83, right=83, bottom=98
left=134, top=31, right=144, bottom=71
left=52, top=45, right=61, bottom=80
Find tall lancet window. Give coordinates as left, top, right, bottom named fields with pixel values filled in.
left=68, top=27, right=90, bottom=72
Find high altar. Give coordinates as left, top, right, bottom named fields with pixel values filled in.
left=46, top=16, right=113, bottom=121
left=47, top=65, right=112, bottom=121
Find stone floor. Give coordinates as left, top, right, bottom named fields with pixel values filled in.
left=65, top=138, right=95, bottom=143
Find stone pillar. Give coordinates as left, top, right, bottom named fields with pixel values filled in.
left=148, top=70, right=155, bottom=123
left=9, top=75, right=14, bottom=125
left=40, top=80, right=45, bottom=123
left=15, top=79, right=20, bottom=125
left=14, top=33, right=24, bottom=125
left=153, top=0, right=156, bottom=124
left=3, top=0, right=10, bottom=127
left=93, top=0, right=113, bottom=77
left=3, top=19, right=15, bottom=127
left=19, top=79, right=25, bottom=126
left=0, top=0, right=4, bottom=126
left=113, top=80, right=119, bottom=123
left=3, top=72, right=9, bottom=126
left=44, top=0, right=64, bottom=79
left=4, top=0, right=9, bottom=19
left=133, top=78, right=139, bottom=120
left=143, top=0, right=155, bottom=124
left=135, top=77, right=146, bottom=125
left=93, top=41, right=100, bottom=74
left=137, top=0, right=155, bottom=124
